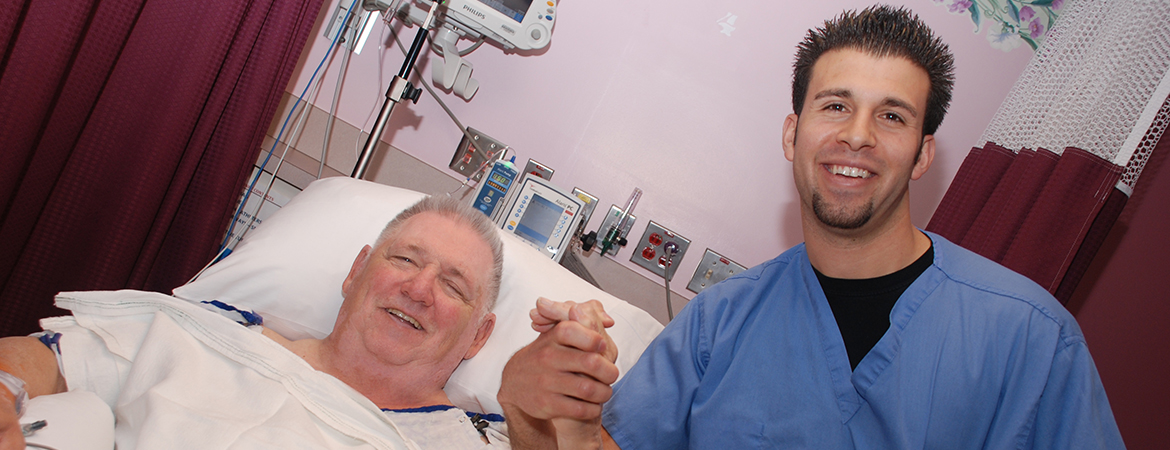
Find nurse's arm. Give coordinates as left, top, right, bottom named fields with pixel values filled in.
left=499, top=299, right=620, bottom=449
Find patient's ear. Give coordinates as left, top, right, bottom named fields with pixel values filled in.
left=462, top=312, right=496, bottom=360
left=341, top=245, right=373, bottom=297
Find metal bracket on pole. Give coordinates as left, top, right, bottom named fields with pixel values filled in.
left=351, top=75, right=421, bottom=179
left=351, top=2, right=435, bottom=180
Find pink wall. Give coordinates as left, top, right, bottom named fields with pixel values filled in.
left=285, top=0, right=1033, bottom=295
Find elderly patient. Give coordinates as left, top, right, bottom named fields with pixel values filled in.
left=0, top=196, right=509, bottom=449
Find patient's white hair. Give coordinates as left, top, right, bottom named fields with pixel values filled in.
left=373, top=196, right=504, bottom=311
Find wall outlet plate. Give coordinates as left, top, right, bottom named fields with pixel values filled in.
left=686, top=248, right=747, bottom=294
left=524, top=159, right=554, bottom=180
left=595, top=205, right=636, bottom=257
left=323, top=3, right=374, bottom=52
left=449, top=127, right=507, bottom=180
left=571, top=188, right=599, bottom=229
left=631, top=221, right=690, bottom=281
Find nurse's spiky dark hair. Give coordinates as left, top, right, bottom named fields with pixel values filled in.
left=791, top=4, right=955, bottom=135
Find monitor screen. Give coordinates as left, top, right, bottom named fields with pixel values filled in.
left=514, top=194, right=563, bottom=247
left=486, top=171, right=512, bottom=192
left=477, top=0, right=533, bottom=23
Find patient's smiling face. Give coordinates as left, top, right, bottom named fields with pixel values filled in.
left=332, top=211, right=496, bottom=381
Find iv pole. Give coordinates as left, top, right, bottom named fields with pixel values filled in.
left=350, top=4, right=437, bottom=179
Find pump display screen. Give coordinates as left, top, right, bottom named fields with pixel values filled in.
left=514, top=195, right=563, bottom=247
left=478, top=0, right=533, bottom=23
left=486, top=171, right=512, bottom=192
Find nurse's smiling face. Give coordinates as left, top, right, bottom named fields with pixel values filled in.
left=782, top=48, right=935, bottom=237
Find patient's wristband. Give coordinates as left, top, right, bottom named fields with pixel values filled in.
left=0, top=369, right=28, bottom=418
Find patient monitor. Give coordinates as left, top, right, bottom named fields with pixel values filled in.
left=400, top=0, right=556, bottom=99
left=435, top=0, right=556, bottom=51
left=494, top=176, right=583, bottom=263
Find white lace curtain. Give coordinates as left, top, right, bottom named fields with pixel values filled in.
left=979, top=0, right=1170, bottom=195
left=927, top=0, right=1170, bottom=303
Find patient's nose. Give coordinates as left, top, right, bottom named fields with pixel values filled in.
left=402, top=265, right=437, bottom=306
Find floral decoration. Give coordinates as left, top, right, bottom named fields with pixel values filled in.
left=932, top=0, right=1065, bottom=51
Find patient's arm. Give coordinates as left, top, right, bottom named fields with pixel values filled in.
left=499, top=299, right=620, bottom=450
left=0, top=336, right=68, bottom=450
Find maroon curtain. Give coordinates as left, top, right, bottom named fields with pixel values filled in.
left=927, top=143, right=1127, bottom=304
left=0, top=0, right=325, bottom=336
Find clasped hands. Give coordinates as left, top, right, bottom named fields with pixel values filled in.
left=498, top=298, right=618, bottom=450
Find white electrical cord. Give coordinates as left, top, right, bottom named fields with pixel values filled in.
left=320, top=26, right=353, bottom=179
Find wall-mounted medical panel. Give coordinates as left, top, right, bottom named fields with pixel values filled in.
left=449, top=127, right=507, bottom=180
left=686, top=248, right=747, bottom=294
left=631, top=221, right=690, bottom=281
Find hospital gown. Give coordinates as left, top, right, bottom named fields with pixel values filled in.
left=601, top=232, right=1124, bottom=449
left=39, top=289, right=508, bottom=449
left=384, top=406, right=507, bottom=450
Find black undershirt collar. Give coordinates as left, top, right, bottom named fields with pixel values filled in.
left=813, top=244, right=934, bottom=370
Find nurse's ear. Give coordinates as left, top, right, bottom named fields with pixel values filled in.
left=783, top=114, right=800, bottom=162
left=911, top=135, right=936, bottom=181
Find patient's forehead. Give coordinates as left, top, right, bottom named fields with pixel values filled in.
left=384, top=212, right=493, bottom=304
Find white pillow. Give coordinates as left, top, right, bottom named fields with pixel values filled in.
left=173, top=176, right=663, bottom=415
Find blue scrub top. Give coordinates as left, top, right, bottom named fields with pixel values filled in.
left=602, top=232, right=1123, bottom=449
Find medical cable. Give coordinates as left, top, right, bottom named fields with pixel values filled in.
left=384, top=5, right=481, bottom=151
left=664, top=242, right=679, bottom=321
left=320, top=21, right=355, bottom=180
left=21, top=419, right=59, bottom=450
left=385, top=18, right=479, bottom=148
left=445, top=145, right=510, bottom=197
left=187, top=0, right=359, bottom=284
left=383, top=14, right=509, bottom=196
left=430, top=33, right=484, bottom=57
left=321, top=0, right=409, bottom=178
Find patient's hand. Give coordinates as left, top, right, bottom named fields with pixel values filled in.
left=530, top=298, right=617, bottom=364
left=499, top=298, right=619, bottom=449
left=0, top=397, right=24, bottom=450
left=539, top=299, right=618, bottom=450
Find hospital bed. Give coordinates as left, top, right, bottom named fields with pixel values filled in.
left=21, top=177, right=664, bottom=449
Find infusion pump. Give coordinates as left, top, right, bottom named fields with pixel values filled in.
left=492, top=176, right=583, bottom=263
left=411, top=0, right=557, bottom=51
